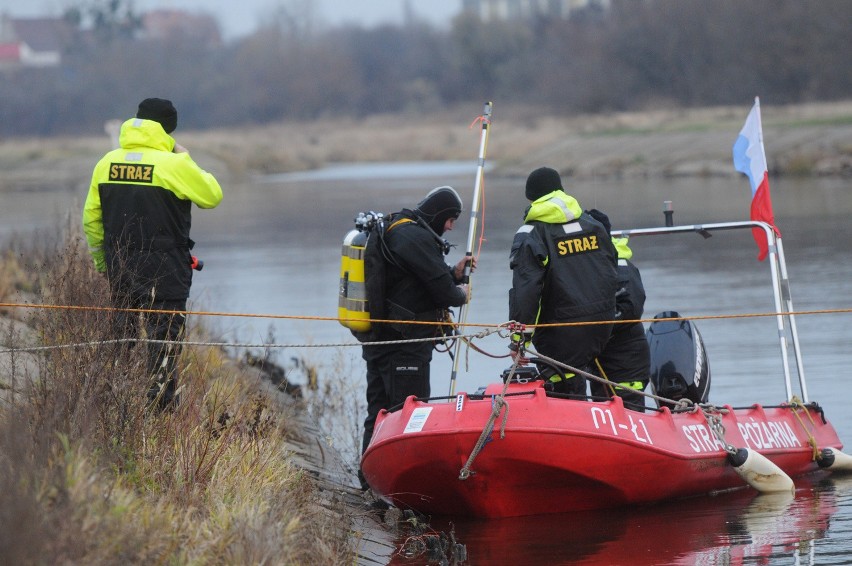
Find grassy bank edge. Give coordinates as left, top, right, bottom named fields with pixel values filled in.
left=0, top=226, right=395, bottom=564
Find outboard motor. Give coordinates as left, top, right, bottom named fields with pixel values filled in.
left=646, top=311, right=711, bottom=409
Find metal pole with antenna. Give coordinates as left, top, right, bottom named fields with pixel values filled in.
left=448, top=101, right=492, bottom=397
left=663, top=200, right=674, bottom=226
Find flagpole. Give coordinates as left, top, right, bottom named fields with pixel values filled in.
left=774, top=236, right=808, bottom=401
left=740, top=97, right=808, bottom=401
left=448, top=102, right=492, bottom=397
left=762, top=227, right=795, bottom=401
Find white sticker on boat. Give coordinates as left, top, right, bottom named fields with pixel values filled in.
left=403, top=407, right=433, bottom=433
left=456, top=395, right=464, bottom=412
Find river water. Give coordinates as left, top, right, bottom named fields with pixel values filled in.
left=2, top=162, right=852, bottom=564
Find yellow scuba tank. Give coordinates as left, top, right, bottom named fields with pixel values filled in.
left=339, top=228, right=371, bottom=332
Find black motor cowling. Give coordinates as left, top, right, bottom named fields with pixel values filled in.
left=646, top=311, right=711, bottom=409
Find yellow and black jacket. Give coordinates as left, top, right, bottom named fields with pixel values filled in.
left=509, top=190, right=618, bottom=342
left=612, top=236, right=646, bottom=327
left=82, top=118, right=222, bottom=301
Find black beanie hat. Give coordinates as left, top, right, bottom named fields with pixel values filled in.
left=525, top=166, right=562, bottom=201
left=414, top=186, right=463, bottom=235
left=136, top=98, right=178, bottom=134
left=587, top=208, right=612, bottom=234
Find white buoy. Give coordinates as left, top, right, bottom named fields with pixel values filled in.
left=729, top=448, right=795, bottom=495
left=817, top=447, right=852, bottom=472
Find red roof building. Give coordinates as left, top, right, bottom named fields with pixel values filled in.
left=0, top=15, right=74, bottom=68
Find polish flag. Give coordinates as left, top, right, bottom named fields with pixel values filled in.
left=732, top=97, right=779, bottom=261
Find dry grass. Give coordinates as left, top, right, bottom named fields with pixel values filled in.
left=0, top=248, right=33, bottom=313
left=0, top=222, right=356, bottom=564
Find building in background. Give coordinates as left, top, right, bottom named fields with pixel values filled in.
left=0, top=15, right=74, bottom=69
left=461, top=0, right=609, bottom=21
left=0, top=9, right=221, bottom=71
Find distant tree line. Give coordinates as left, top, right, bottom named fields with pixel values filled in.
left=1, top=0, right=850, bottom=137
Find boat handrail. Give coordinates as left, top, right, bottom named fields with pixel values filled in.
left=612, top=220, right=806, bottom=403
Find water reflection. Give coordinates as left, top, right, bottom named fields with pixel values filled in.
left=400, top=476, right=852, bottom=565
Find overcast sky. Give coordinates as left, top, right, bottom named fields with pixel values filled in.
left=0, top=0, right=460, bottom=39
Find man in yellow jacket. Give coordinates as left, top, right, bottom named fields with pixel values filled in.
left=83, top=98, right=223, bottom=410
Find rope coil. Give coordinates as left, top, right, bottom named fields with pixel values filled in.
left=788, top=396, right=821, bottom=460
left=459, top=355, right=519, bottom=480
left=703, top=408, right=737, bottom=455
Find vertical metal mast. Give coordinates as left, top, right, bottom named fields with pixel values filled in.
left=449, top=102, right=492, bottom=396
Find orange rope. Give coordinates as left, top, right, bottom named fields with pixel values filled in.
left=468, top=115, right=486, bottom=129
left=788, top=399, right=821, bottom=460
left=475, top=176, right=487, bottom=260
left=1, top=302, right=850, bottom=329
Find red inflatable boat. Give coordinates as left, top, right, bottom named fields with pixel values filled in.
left=361, top=221, right=850, bottom=518
left=361, top=380, right=841, bottom=518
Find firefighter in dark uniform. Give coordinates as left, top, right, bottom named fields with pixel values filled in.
left=83, top=98, right=223, bottom=410
left=509, top=167, right=618, bottom=395
left=360, top=186, right=471, bottom=488
left=586, top=209, right=651, bottom=411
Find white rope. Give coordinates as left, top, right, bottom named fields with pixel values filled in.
left=525, top=348, right=691, bottom=410
left=459, top=355, right=520, bottom=480
left=0, top=328, right=505, bottom=355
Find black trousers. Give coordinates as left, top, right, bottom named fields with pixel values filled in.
left=589, top=322, right=651, bottom=411
left=112, top=294, right=187, bottom=409
left=361, top=336, right=433, bottom=453
left=533, top=314, right=614, bottom=396
left=359, top=334, right=433, bottom=489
